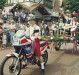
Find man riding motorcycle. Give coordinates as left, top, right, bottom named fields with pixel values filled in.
left=25, top=17, right=45, bottom=75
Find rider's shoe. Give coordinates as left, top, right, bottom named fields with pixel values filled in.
left=41, top=69, right=45, bottom=75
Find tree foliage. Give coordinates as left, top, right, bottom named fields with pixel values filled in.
left=65, top=0, right=79, bottom=13
left=0, top=0, right=6, bottom=9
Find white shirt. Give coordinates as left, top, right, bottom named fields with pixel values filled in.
left=2, top=11, right=7, bottom=17
left=44, top=24, right=47, bottom=29
left=29, top=24, right=40, bottom=40
left=59, top=23, right=64, bottom=27
left=3, top=24, right=10, bottom=31
left=2, top=24, right=6, bottom=29
left=65, top=16, right=72, bottom=20
left=15, top=12, right=18, bottom=16
left=23, top=14, right=26, bottom=19
left=20, top=24, right=25, bottom=30
left=3, top=34, right=6, bottom=40
left=9, top=24, right=16, bottom=29
left=30, top=24, right=40, bottom=35
left=51, top=24, right=56, bottom=30
left=25, top=26, right=28, bottom=30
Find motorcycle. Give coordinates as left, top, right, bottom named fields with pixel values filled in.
left=0, top=30, right=48, bottom=75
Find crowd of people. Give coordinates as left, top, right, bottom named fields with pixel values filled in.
left=0, top=9, right=31, bottom=49
left=0, top=8, right=79, bottom=50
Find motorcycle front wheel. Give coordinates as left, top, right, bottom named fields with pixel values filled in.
left=0, top=56, right=21, bottom=75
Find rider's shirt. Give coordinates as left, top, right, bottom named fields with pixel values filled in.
left=29, top=24, right=40, bottom=40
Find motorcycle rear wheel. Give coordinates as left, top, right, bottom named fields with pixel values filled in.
left=0, top=56, right=21, bottom=75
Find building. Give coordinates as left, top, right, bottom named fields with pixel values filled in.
left=4, top=0, right=63, bottom=22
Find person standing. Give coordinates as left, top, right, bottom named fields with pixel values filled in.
left=45, top=23, right=49, bottom=36
left=7, top=10, right=13, bottom=19
left=51, top=22, right=56, bottom=35
left=3, top=21, right=9, bottom=47
left=9, top=21, right=16, bottom=45
left=2, top=9, right=7, bottom=22
left=14, top=11, right=18, bottom=22
left=61, top=9, right=73, bottom=25
left=2, top=31, right=6, bottom=49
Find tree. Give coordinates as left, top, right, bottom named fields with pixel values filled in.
left=0, top=0, right=6, bottom=9
left=65, top=0, right=79, bottom=13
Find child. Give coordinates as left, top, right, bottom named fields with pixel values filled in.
left=2, top=31, right=6, bottom=49
left=59, top=19, right=64, bottom=35
left=70, top=17, right=78, bottom=37
left=51, top=22, right=56, bottom=36
left=50, top=28, right=54, bottom=39
left=0, top=29, right=3, bottom=50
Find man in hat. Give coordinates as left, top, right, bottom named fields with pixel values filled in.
left=26, top=17, right=45, bottom=75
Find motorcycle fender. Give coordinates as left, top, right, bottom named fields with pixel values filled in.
left=6, top=53, right=19, bottom=58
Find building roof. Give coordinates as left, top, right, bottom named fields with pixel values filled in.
left=19, top=3, right=40, bottom=12
left=16, top=3, right=50, bottom=15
